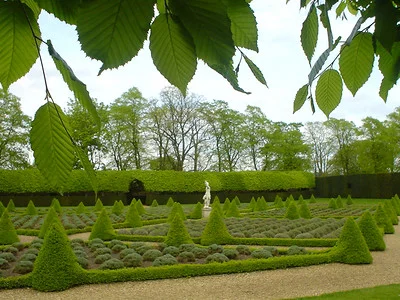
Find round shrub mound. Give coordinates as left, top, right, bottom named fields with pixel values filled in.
left=89, top=208, right=116, bottom=241
left=119, top=248, right=137, bottom=259
left=126, top=203, right=143, bottom=228
left=333, top=217, right=372, bottom=264
left=236, top=245, right=251, bottom=255
left=285, top=202, right=300, bottom=220
left=358, top=211, right=386, bottom=251
left=123, top=253, right=143, bottom=267
left=223, top=248, right=239, bottom=259
left=14, top=260, right=34, bottom=274
left=99, top=258, right=124, bottom=270
left=374, top=204, right=395, bottom=234
left=206, top=253, right=229, bottom=263
left=164, top=214, right=193, bottom=247
left=287, top=245, right=307, bottom=255
left=95, top=254, right=112, bottom=264
left=251, top=249, right=272, bottom=259
left=189, top=202, right=203, bottom=219
left=0, top=208, right=19, bottom=245
left=192, top=247, right=209, bottom=259
left=142, top=249, right=163, bottom=262
left=152, top=254, right=178, bottom=267
left=0, top=258, right=10, bottom=269
left=26, top=200, right=38, bottom=215
left=200, top=206, right=232, bottom=246
left=177, top=251, right=195, bottom=263
left=162, top=246, right=180, bottom=257
left=31, top=222, right=83, bottom=291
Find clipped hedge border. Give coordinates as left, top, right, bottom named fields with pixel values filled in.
left=0, top=169, right=314, bottom=194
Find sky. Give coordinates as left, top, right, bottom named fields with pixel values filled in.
left=9, top=1, right=400, bottom=126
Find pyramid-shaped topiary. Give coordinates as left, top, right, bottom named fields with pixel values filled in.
left=346, top=194, right=353, bottom=205
left=285, top=201, right=300, bottom=220
left=222, top=198, right=231, bottom=212
left=374, top=203, right=395, bottom=234
left=76, top=202, right=87, bottom=214
left=275, top=196, right=284, bottom=208
left=274, top=195, right=281, bottom=205
left=332, top=217, right=372, bottom=264
left=285, top=195, right=294, bottom=207
left=94, top=198, right=104, bottom=212
left=189, top=202, right=203, bottom=219
left=7, top=199, right=16, bottom=212
left=225, top=200, right=240, bottom=218
left=383, top=201, right=398, bottom=225
left=130, top=198, right=137, bottom=206
left=336, top=196, right=344, bottom=208
left=309, top=194, right=317, bottom=203
left=126, top=202, right=143, bottom=228
left=248, top=197, right=256, bottom=211
left=297, top=194, right=304, bottom=205
left=299, top=202, right=312, bottom=219
left=200, top=205, right=232, bottom=245
left=164, top=214, right=193, bottom=247
left=51, top=198, right=62, bottom=214
left=328, top=198, right=338, bottom=209
left=233, top=196, right=240, bottom=206
left=111, top=200, right=124, bottom=215
left=31, top=222, right=83, bottom=291
left=89, top=208, right=116, bottom=240
left=135, top=200, right=146, bottom=215
left=0, top=201, right=5, bottom=216
left=213, top=195, right=220, bottom=205
left=255, top=197, right=268, bottom=211
left=25, top=200, right=38, bottom=215
left=168, top=202, right=186, bottom=222
left=39, top=207, right=63, bottom=239
left=391, top=197, right=400, bottom=216
left=166, top=197, right=174, bottom=207
left=211, top=197, right=224, bottom=216
left=0, top=209, right=19, bottom=245
left=358, top=211, right=386, bottom=251
left=151, top=199, right=159, bottom=207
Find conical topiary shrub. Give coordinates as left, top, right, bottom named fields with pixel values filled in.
left=94, top=198, right=104, bottom=212
left=233, top=196, right=240, bottom=206
left=336, top=196, right=344, bottom=208
left=39, top=207, right=63, bottom=239
left=135, top=200, right=146, bottom=215
left=297, top=194, right=304, bottom=205
left=168, top=202, right=186, bottom=222
left=200, top=205, right=232, bottom=245
left=164, top=214, right=193, bottom=247
left=285, top=195, right=294, bottom=207
left=0, top=201, right=5, bottom=216
left=391, top=197, right=400, bottom=216
left=190, top=202, right=203, bottom=219
left=25, top=200, right=38, bottom=215
left=211, top=197, right=224, bottom=216
left=275, top=196, right=284, bottom=208
left=285, top=202, right=300, bottom=220
left=223, top=198, right=231, bottom=212
left=346, top=195, right=353, bottom=205
left=166, top=197, right=174, bottom=207
left=7, top=199, right=16, bottom=212
left=332, top=217, right=372, bottom=264
left=274, top=195, right=281, bottom=205
left=248, top=197, right=256, bottom=211
left=309, top=194, right=317, bottom=203
left=213, top=196, right=220, bottom=205
left=51, top=198, right=62, bottom=214
left=126, top=202, right=143, bottom=228
left=374, top=204, right=394, bottom=234
left=0, top=209, right=19, bottom=245
left=225, top=200, right=240, bottom=218
left=383, top=201, right=398, bottom=225
left=358, top=211, right=386, bottom=251
left=89, top=208, right=116, bottom=240
left=328, top=198, right=338, bottom=209
left=299, top=202, right=312, bottom=219
left=130, top=198, right=137, bottom=206
left=151, top=199, right=159, bottom=207
left=255, top=197, right=268, bottom=211
left=31, top=222, right=83, bottom=291
left=76, top=202, right=87, bottom=214
left=111, top=200, right=124, bottom=215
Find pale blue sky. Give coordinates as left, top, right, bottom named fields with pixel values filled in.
left=9, top=1, right=400, bottom=125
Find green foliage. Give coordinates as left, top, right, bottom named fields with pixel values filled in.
left=201, top=206, right=232, bottom=246
left=25, top=200, right=38, bottom=215
left=287, top=245, right=307, bottom=255
left=51, top=198, right=62, bottom=214
left=315, top=69, right=343, bottom=118
left=285, top=195, right=294, bottom=207
left=126, top=202, right=143, bottom=228
left=300, top=4, right=318, bottom=64
left=297, top=194, right=304, bottom=204
left=38, top=207, right=63, bottom=239
left=111, top=200, right=124, bottom=215
left=31, top=222, right=83, bottom=291
left=0, top=202, right=4, bottom=216
left=177, top=251, right=195, bottom=263
left=164, top=214, right=193, bottom=247
left=225, top=200, right=240, bottom=218
left=89, top=209, right=116, bottom=241
left=336, top=196, right=344, bottom=208
left=166, top=197, right=174, bottom=207
left=383, top=201, right=398, bottom=225
left=309, top=194, right=317, bottom=203
left=152, top=254, right=178, bottom=267
left=76, top=202, right=87, bottom=214
left=332, top=217, right=372, bottom=264
left=285, top=202, right=300, bottom=220
left=391, top=197, right=400, bottom=216
left=151, top=199, right=159, bottom=207
left=0, top=209, right=19, bottom=245
left=251, top=249, right=272, bottom=259
left=168, top=202, right=186, bottom=223
left=299, top=202, right=312, bottom=219
left=233, top=196, right=240, bottom=206
left=189, top=202, right=203, bottom=219
left=142, top=249, right=163, bottom=262
left=206, top=253, right=229, bottom=263
left=328, top=198, right=338, bottom=209
left=211, top=197, right=224, bottom=217
left=94, top=198, right=104, bottom=212
left=346, top=195, right=353, bottom=205
left=6, top=199, right=15, bottom=212
left=122, top=253, right=142, bottom=267
left=135, top=200, right=146, bottom=215
left=222, top=198, right=231, bottom=212
left=255, top=196, right=268, bottom=211
left=358, top=211, right=386, bottom=251
left=14, top=261, right=34, bottom=274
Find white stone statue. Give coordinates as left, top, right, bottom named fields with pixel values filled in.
left=203, top=180, right=211, bottom=209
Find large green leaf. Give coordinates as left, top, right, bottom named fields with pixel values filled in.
left=30, top=103, right=75, bottom=191
left=35, top=0, right=80, bottom=25
left=339, top=32, right=374, bottom=96
left=48, top=41, right=100, bottom=128
left=308, top=47, right=331, bottom=85
left=150, top=14, right=197, bottom=96
left=21, top=0, right=41, bottom=18
left=301, top=5, right=318, bottom=64
left=0, top=2, right=40, bottom=90
left=293, top=84, right=309, bottom=113
left=315, top=69, right=343, bottom=118
left=77, top=0, right=155, bottom=74
left=242, top=53, right=267, bottom=87
left=376, top=42, right=400, bottom=101
left=224, top=0, right=258, bottom=51
left=209, top=63, right=250, bottom=94
left=169, top=0, right=235, bottom=66
left=374, top=0, right=398, bottom=52
left=379, top=77, right=395, bottom=102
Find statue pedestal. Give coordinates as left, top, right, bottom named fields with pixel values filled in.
left=202, top=207, right=212, bottom=218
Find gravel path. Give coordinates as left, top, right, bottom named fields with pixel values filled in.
left=3, top=225, right=400, bottom=300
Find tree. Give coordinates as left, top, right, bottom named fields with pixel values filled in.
left=0, top=89, right=31, bottom=169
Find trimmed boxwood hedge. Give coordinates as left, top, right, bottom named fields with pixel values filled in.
left=0, top=169, right=314, bottom=194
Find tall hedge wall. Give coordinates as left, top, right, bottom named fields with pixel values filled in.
left=0, top=169, right=314, bottom=194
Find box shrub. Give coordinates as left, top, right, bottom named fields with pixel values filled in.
left=0, top=209, right=19, bottom=245
left=299, top=202, right=312, bottom=219
left=151, top=200, right=159, bottom=207
left=31, top=222, right=83, bottom=291
left=6, top=200, right=15, bottom=212
left=76, top=202, right=87, bottom=214
left=135, top=200, right=146, bottom=215
left=189, top=202, right=203, bottom=219
left=126, top=202, right=143, bottom=228
left=206, top=253, right=229, bottom=263
left=383, top=201, right=398, bottom=225
left=223, top=198, right=231, bottom=212
left=0, top=202, right=4, bottom=216
left=200, top=206, right=233, bottom=246
left=164, top=214, right=193, bottom=247
left=89, top=209, right=116, bottom=241
left=51, top=198, right=62, bottom=214
left=285, top=202, right=299, bottom=220
left=374, top=204, right=394, bottom=234
left=248, top=197, right=256, bottom=211
left=336, top=196, right=344, bottom=208
left=111, top=201, right=124, bottom=215
left=358, top=211, right=386, bottom=251
left=346, top=195, right=353, bottom=205
left=391, top=197, right=400, bottom=216
left=152, top=254, right=178, bottom=267
left=177, top=251, right=195, bottom=263
left=328, top=198, right=338, bottom=209
left=309, top=194, right=317, bottom=203
left=166, top=197, right=174, bottom=207
left=94, top=198, right=104, bottom=212
left=38, top=207, right=63, bottom=239
left=25, top=200, right=38, bottom=216
left=167, top=202, right=186, bottom=222
left=122, top=253, right=142, bottom=267
left=225, top=200, right=240, bottom=218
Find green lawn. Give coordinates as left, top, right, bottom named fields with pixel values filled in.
left=292, top=284, right=400, bottom=299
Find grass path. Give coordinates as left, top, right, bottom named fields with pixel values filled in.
left=4, top=224, right=400, bottom=300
